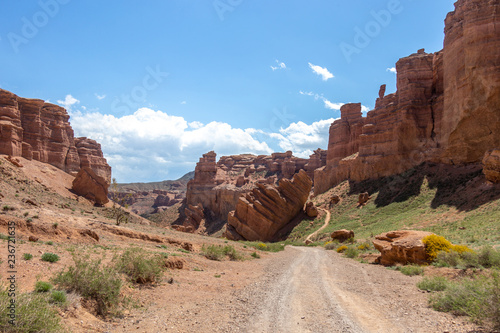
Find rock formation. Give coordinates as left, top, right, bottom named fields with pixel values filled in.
left=314, top=0, right=500, bottom=195
left=483, top=149, right=500, bottom=183
left=72, top=167, right=109, bottom=205
left=75, top=138, right=111, bottom=184
left=331, top=229, right=354, bottom=242
left=373, top=230, right=434, bottom=266
left=225, top=170, right=312, bottom=241
left=0, top=89, right=111, bottom=183
left=305, top=202, right=318, bottom=218
left=179, top=150, right=324, bottom=233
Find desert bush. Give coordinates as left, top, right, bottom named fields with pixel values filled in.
left=23, top=253, right=33, bottom=261
left=345, top=246, right=359, bottom=259
left=357, top=242, right=372, bottom=251
left=257, top=243, right=267, bottom=250
left=114, top=247, right=165, bottom=284
left=398, top=265, right=424, bottom=276
left=0, top=286, right=63, bottom=332
left=429, top=272, right=500, bottom=328
left=202, top=245, right=243, bottom=261
left=422, top=235, right=452, bottom=261
left=417, top=276, right=449, bottom=292
left=41, top=253, right=59, bottom=263
left=251, top=252, right=260, bottom=259
left=35, top=281, right=53, bottom=293
left=324, top=241, right=337, bottom=250
left=336, top=245, right=348, bottom=253
left=53, top=255, right=121, bottom=316
left=478, top=246, right=500, bottom=269
left=50, top=290, right=67, bottom=305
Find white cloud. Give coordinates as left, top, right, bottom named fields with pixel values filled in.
left=57, top=95, right=79, bottom=110
left=323, top=99, right=344, bottom=110
left=181, top=101, right=187, bottom=105
left=68, top=105, right=344, bottom=182
left=308, top=63, right=334, bottom=81
left=271, top=59, right=287, bottom=71
left=95, top=93, right=106, bottom=100
left=386, top=67, right=397, bottom=74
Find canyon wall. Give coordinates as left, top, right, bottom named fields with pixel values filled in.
left=181, top=150, right=325, bottom=232
left=0, top=89, right=111, bottom=183
left=315, top=0, right=500, bottom=195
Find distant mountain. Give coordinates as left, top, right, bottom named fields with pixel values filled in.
left=116, top=171, right=195, bottom=192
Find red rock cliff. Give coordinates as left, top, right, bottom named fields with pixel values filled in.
left=0, top=89, right=111, bottom=183
left=315, top=0, right=500, bottom=195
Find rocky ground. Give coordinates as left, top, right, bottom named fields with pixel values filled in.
left=0, top=155, right=490, bottom=332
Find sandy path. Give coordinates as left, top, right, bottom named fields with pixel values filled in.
left=305, top=209, right=331, bottom=243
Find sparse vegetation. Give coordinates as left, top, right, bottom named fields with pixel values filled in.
left=251, top=252, right=260, bottom=259
left=397, top=265, right=424, bottom=276
left=0, top=287, right=63, bottom=332
left=417, top=276, right=449, bottom=292
left=428, top=272, right=500, bottom=329
left=434, top=245, right=500, bottom=269
left=41, top=252, right=60, bottom=263
left=336, top=245, right=348, bottom=253
left=114, top=247, right=165, bottom=284
left=50, top=290, right=67, bottom=305
left=243, top=242, right=285, bottom=252
left=35, top=281, right=53, bottom=293
left=23, top=253, right=33, bottom=260
left=202, top=244, right=243, bottom=261
left=53, top=255, right=122, bottom=316
left=344, top=245, right=359, bottom=259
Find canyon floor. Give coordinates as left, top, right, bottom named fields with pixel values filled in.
left=0, top=155, right=493, bottom=332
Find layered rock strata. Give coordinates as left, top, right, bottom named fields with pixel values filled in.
left=181, top=150, right=323, bottom=233
left=0, top=89, right=111, bottom=182
left=225, top=170, right=312, bottom=241
left=315, top=0, right=500, bottom=194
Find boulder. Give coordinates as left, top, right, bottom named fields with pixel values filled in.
left=72, top=167, right=109, bottom=205
left=483, top=149, right=500, bottom=183
left=358, top=192, right=371, bottom=206
left=372, top=230, right=434, bottom=266
left=305, top=202, right=318, bottom=218
left=331, top=229, right=354, bottom=242
left=225, top=170, right=312, bottom=241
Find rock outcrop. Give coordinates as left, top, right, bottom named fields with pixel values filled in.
left=0, top=89, right=111, bottom=182
left=483, top=149, right=500, bottom=183
left=180, top=150, right=323, bottom=234
left=373, top=230, right=434, bottom=266
left=72, top=167, right=109, bottom=205
left=331, top=229, right=354, bottom=242
left=314, top=0, right=500, bottom=195
left=305, top=202, right=318, bottom=218
left=225, top=170, right=312, bottom=241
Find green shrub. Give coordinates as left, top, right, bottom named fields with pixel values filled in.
left=429, top=272, right=500, bottom=328
left=422, top=234, right=452, bottom=261
left=23, top=253, right=33, bottom=261
left=201, top=245, right=243, bottom=261
left=478, top=246, right=500, bottom=269
left=397, top=265, right=424, bottom=276
left=201, top=244, right=224, bottom=261
left=115, top=247, right=165, bottom=284
left=324, top=241, right=337, bottom=250
left=345, top=246, right=359, bottom=259
left=50, top=290, right=67, bottom=305
left=336, top=245, right=348, bottom=253
left=41, top=253, right=59, bottom=263
left=251, top=252, right=260, bottom=259
left=46, top=241, right=54, bottom=246
left=35, top=281, right=53, bottom=293
left=257, top=243, right=267, bottom=250
left=53, top=255, right=122, bottom=316
left=417, top=276, right=449, bottom=292
left=0, top=287, right=63, bottom=332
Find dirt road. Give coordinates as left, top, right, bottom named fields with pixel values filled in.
left=232, top=246, right=479, bottom=333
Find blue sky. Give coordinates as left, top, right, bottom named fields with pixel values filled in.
left=0, top=0, right=456, bottom=182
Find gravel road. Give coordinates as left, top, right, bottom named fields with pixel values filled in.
left=231, top=246, right=480, bottom=333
